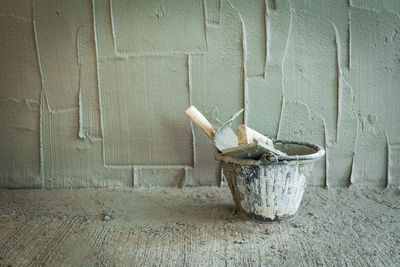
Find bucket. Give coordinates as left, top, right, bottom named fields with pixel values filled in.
left=215, top=140, right=325, bottom=222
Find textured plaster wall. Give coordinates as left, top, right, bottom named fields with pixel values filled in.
left=0, top=0, right=399, bottom=188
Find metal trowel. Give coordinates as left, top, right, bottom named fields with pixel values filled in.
left=185, top=106, right=287, bottom=159
left=221, top=124, right=287, bottom=159
left=185, top=106, right=242, bottom=151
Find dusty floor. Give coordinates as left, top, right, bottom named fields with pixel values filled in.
left=0, top=186, right=399, bottom=266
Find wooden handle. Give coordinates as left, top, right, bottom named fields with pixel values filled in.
left=237, top=124, right=274, bottom=147
left=185, top=106, right=216, bottom=139
left=237, top=124, right=253, bottom=145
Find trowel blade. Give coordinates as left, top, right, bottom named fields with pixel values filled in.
left=214, top=127, right=238, bottom=151
left=213, top=108, right=243, bottom=151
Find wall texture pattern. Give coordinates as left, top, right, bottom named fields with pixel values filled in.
left=0, top=0, right=399, bottom=188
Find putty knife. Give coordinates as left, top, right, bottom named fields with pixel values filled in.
left=221, top=124, right=287, bottom=159
left=185, top=106, right=243, bottom=151
left=237, top=124, right=274, bottom=148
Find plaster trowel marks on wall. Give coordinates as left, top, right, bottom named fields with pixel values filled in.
left=283, top=8, right=338, bottom=144
left=205, top=0, right=221, bottom=25
left=77, top=25, right=101, bottom=139
left=0, top=0, right=399, bottom=188
left=230, top=0, right=267, bottom=77
left=109, top=0, right=207, bottom=56
left=0, top=2, right=42, bottom=188
left=0, top=99, right=41, bottom=188
left=99, top=56, right=194, bottom=166
left=33, top=0, right=93, bottom=112
left=93, top=0, right=197, bottom=167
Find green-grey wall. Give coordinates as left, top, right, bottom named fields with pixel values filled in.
left=1, top=0, right=399, bottom=188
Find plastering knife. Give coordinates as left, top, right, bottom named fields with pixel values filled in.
left=185, top=106, right=243, bottom=151
left=237, top=124, right=274, bottom=147
left=221, top=124, right=287, bottom=159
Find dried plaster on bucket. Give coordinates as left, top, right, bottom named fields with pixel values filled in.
left=215, top=141, right=325, bottom=222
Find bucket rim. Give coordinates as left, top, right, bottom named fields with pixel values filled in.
left=214, top=140, right=325, bottom=165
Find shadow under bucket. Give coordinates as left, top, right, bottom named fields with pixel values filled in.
left=215, top=140, right=325, bottom=222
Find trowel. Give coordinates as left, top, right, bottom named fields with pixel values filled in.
left=185, top=106, right=287, bottom=159
left=185, top=106, right=242, bottom=151
left=221, top=124, right=287, bottom=159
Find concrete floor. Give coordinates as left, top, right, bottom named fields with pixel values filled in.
left=0, top=187, right=399, bottom=266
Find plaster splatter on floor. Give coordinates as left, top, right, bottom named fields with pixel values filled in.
left=0, top=187, right=399, bottom=266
